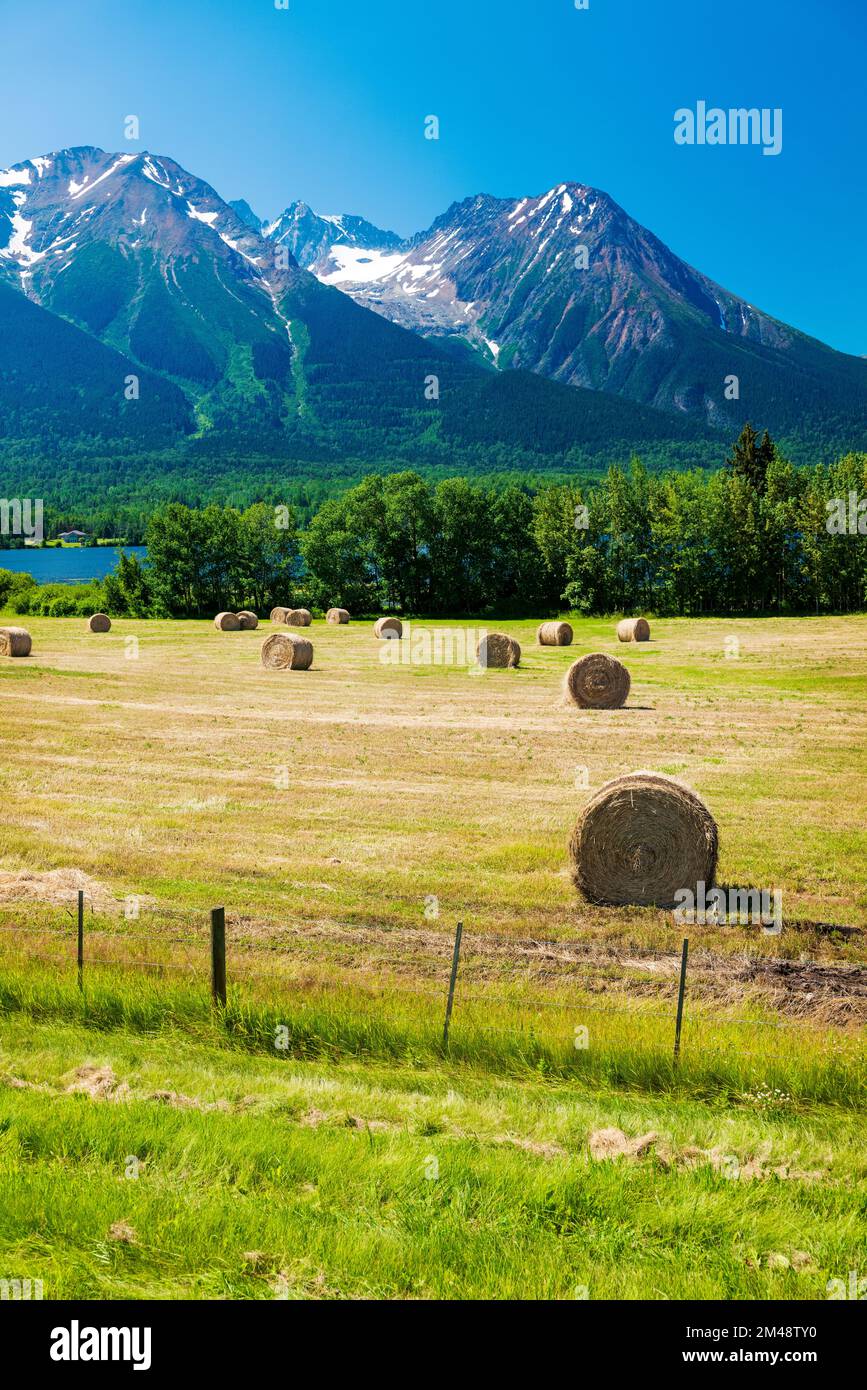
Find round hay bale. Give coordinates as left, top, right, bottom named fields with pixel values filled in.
left=617, top=617, right=650, bottom=642
left=374, top=617, right=403, bottom=640
left=565, top=653, right=630, bottom=708
left=236, top=611, right=259, bottom=630
left=477, top=632, right=521, bottom=669
left=286, top=608, right=312, bottom=627
left=270, top=607, right=290, bottom=624
left=214, top=611, right=241, bottom=631
left=569, top=771, right=719, bottom=907
left=326, top=608, right=350, bottom=624
left=86, top=613, right=111, bottom=633
left=537, top=620, right=573, bottom=647
left=0, top=626, right=31, bottom=658
left=261, top=632, right=313, bottom=671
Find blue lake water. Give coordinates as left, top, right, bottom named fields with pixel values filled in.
left=0, top=546, right=147, bottom=584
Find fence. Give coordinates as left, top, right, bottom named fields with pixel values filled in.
left=0, top=888, right=856, bottom=1068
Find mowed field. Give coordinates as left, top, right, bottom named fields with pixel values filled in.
left=0, top=612, right=865, bottom=1299
left=1, top=612, right=866, bottom=932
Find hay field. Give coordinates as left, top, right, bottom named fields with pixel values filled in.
left=0, top=612, right=865, bottom=938
left=0, top=613, right=865, bottom=1299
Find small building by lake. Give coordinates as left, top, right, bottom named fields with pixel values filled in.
left=57, top=530, right=89, bottom=545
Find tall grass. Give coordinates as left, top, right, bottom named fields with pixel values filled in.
left=0, top=956, right=861, bottom=1108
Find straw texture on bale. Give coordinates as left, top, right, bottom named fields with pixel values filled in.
left=214, top=611, right=241, bottom=631
left=236, top=611, right=259, bottom=630
left=261, top=633, right=314, bottom=671
left=270, top=607, right=290, bottom=624
left=374, top=616, right=403, bottom=639
left=286, top=608, right=312, bottom=627
left=617, top=617, right=650, bottom=642
left=537, top=621, right=573, bottom=647
left=326, top=608, right=350, bottom=624
left=477, top=632, right=521, bottom=668
left=569, top=771, right=719, bottom=907
left=565, top=653, right=630, bottom=708
left=86, top=613, right=111, bottom=633
left=0, top=626, right=31, bottom=657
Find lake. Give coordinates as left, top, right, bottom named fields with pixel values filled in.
left=0, top=546, right=147, bottom=584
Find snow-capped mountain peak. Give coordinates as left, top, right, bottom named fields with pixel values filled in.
left=261, top=199, right=402, bottom=273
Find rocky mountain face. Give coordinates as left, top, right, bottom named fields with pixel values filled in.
left=1, top=148, right=865, bottom=466
left=263, top=200, right=402, bottom=275
left=229, top=199, right=263, bottom=233
left=1, top=148, right=709, bottom=464
left=274, top=182, right=867, bottom=440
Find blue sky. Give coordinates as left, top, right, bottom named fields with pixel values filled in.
left=3, top=0, right=865, bottom=353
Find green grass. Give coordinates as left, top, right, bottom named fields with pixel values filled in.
left=1, top=1010, right=864, bottom=1300
left=0, top=613, right=864, bottom=1299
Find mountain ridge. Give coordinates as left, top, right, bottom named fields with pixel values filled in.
left=260, top=179, right=867, bottom=445
left=0, top=146, right=715, bottom=477
left=1, top=146, right=865, bottom=477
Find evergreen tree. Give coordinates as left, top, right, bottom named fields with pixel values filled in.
left=726, top=423, right=776, bottom=495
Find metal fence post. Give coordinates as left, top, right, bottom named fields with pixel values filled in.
left=673, top=937, right=689, bottom=1061
left=210, top=907, right=227, bottom=1008
left=77, top=890, right=84, bottom=992
left=442, top=921, right=463, bottom=1048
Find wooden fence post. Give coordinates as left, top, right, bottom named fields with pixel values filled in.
left=210, top=907, right=227, bottom=1008
left=442, top=921, right=463, bottom=1049
left=77, top=889, right=84, bottom=992
left=673, top=937, right=689, bottom=1061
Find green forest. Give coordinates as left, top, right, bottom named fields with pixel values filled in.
left=2, top=429, right=866, bottom=620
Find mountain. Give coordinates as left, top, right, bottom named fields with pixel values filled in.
left=229, top=199, right=263, bottom=233
left=263, top=200, right=402, bottom=276
left=283, top=182, right=867, bottom=448
left=0, top=148, right=712, bottom=484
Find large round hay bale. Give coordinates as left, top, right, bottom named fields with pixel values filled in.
left=270, top=607, right=290, bottom=624
left=477, top=632, right=521, bottom=668
left=617, top=617, right=650, bottom=642
left=326, top=608, right=350, bottom=625
left=565, top=653, right=630, bottom=708
left=261, top=632, right=313, bottom=671
left=286, top=608, right=312, bottom=627
left=537, top=621, right=573, bottom=647
left=374, top=617, right=403, bottom=640
left=237, top=611, right=259, bottom=630
left=0, top=626, right=31, bottom=657
left=569, top=771, right=719, bottom=907
left=86, top=613, right=111, bottom=633
left=214, top=611, right=241, bottom=631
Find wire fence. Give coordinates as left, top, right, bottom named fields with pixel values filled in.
left=0, top=889, right=862, bottom=1067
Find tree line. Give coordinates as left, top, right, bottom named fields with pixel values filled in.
left=4, top=428, right=866, bottom=619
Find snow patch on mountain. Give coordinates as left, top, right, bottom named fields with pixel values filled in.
left=320, top=245, right=407, bottom=284
left=186, top=201, right=219, bottom=226
left=0, top=165, right=32, bottom=187
left=70, top=153, right=136, bottom=200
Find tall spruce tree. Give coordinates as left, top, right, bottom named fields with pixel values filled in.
left=726, top=423, right=776, bottom=495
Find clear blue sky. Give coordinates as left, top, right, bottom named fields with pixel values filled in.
left=3, top=0, right=865, bottom=353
